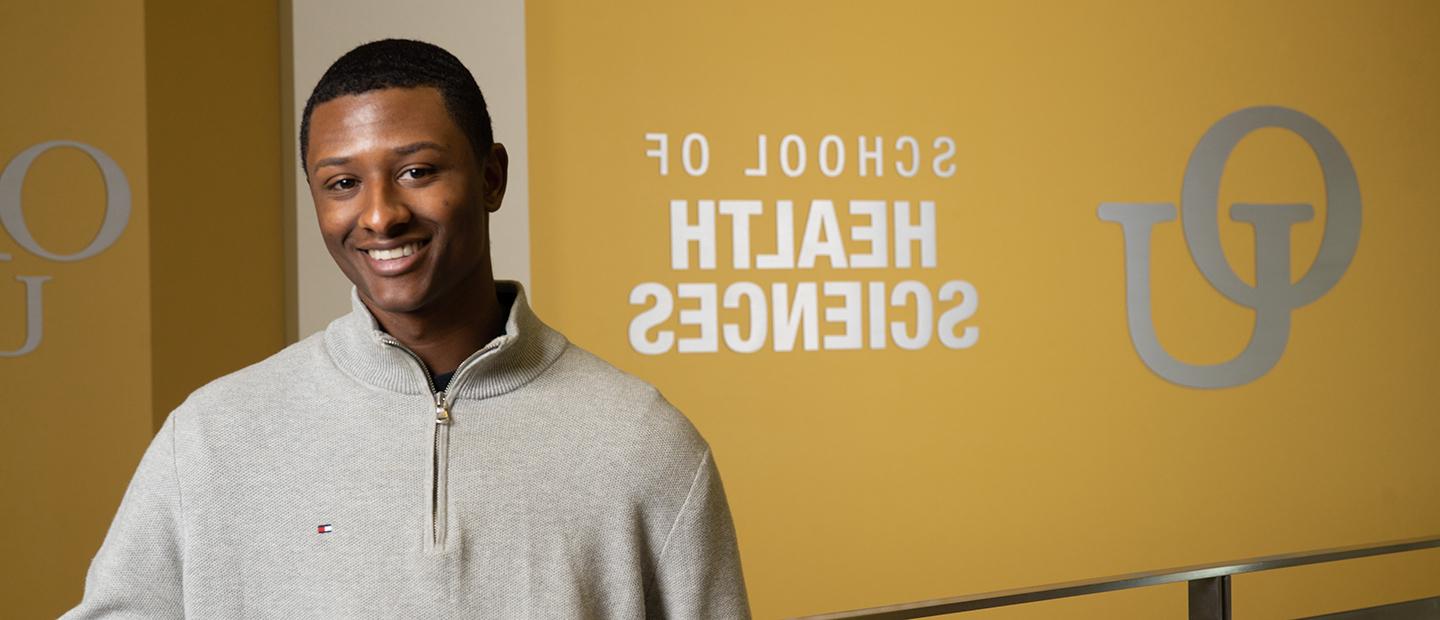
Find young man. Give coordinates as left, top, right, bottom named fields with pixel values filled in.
left=66, top=39, right=749, bottom=618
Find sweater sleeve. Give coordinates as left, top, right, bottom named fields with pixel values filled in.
left=647, top=449, right=751, bottom=619
left=62, top=412, right=185, bottom=619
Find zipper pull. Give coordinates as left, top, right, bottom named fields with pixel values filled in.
left=434, top=392, right=451, bottom=425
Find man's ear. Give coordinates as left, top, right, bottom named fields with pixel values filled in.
left=482, top=143, right=509, bottom=213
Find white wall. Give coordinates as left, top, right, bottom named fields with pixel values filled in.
left=286, top=0, right=530, bottom=339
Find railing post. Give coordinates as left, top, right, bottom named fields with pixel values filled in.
left=1188, top=575, right=1231, bottom=620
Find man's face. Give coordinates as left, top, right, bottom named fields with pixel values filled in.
left=306, top=86, right=506, bottom=316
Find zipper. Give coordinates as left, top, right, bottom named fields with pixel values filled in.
left=380, top=335, right=503, bottom=552
left=431, top=390, right=450, bottom=550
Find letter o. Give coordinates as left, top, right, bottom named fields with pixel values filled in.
left=819, top=135, right=845, bottom=177
left=1181, top=106, right=1360, bottom=309
left=0, top=141, right=132, bottom=262
left=780, top=134, right=807, bottom=178
left=682, top=133, right=710, bottom=176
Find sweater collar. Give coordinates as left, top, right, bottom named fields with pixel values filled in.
left=324, top=280, right=569, bottom=400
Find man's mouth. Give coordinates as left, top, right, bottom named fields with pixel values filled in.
left=365, top=240, right=426, bottom=261
left=357, top=239, right=430, bottom=276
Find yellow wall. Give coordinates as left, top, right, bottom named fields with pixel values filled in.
left=145, top=0, right=285, bottom=428
left=525, top=1, right=1440, bottom=617
left=0, top=3, right=153, bottom=616
left=0, top=2, right=284, bottom=615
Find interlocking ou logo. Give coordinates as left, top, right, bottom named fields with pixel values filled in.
left=0, top=141, right=131, bottom=357
left=1098, top=106, right=1361, bottom=389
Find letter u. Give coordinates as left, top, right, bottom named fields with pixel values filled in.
left=1099, top=203, right=1290, bottom=389
left=1, top=275, right=50, bottom=357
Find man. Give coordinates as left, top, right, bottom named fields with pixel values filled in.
left=66, top=39, right=749, bottom=618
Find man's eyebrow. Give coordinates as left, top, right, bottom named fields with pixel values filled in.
left=312, top=155, right=350, bottom=172
left=310, top=142, right=446, bottom=174
left=394, top=141, right=446, bottom=156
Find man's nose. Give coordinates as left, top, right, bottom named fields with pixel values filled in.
left=359, top=181, right=411, bottom=236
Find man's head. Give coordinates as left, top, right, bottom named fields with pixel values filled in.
left=303, top=39, right=508, bottom=317
left=301, top=39, right=493, bottom=173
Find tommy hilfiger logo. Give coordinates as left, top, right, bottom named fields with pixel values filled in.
left=317, top=524, right=334, bottom=534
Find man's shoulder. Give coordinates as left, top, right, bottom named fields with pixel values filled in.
left=177, top=331, right=330, bottom=414
left=514, top=341, right=714, bottom=509
left=545, top=343, right=666, bottom=402
left=523, top=341, right=707, bottom=453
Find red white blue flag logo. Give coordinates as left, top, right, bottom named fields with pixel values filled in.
left=317, top=524, right=334, bottom=534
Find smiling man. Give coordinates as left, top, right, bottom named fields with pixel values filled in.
left=65, top=39, right=749, bottom=618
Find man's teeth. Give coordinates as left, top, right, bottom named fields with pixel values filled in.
left=367, top=242, right=420, bottom=261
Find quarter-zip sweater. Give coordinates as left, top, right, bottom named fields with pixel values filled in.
left=64, top=282, right=750, bottom=619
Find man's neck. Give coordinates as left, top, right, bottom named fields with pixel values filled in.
left=366, top=271, right=509, bottom=378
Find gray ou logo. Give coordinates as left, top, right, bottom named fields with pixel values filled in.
left=0, top=141, right=131, bottom=357
left=1098, top=106, right=1361, bottom=389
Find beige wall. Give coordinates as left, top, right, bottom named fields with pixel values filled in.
left=286, top=0, right=531, bottom=340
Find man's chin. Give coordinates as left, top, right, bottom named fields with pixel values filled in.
left=356, top=285, right=429, bottom=316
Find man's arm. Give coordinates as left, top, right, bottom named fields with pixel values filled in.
left=62, top=413, right=185, bottom=619
left=647, top=449, right=751, bottom=619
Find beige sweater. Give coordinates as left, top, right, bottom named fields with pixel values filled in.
left=65, top=282, right=749, bottom=619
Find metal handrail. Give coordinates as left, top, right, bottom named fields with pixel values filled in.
left=799, top=534, right=1440, bottom=620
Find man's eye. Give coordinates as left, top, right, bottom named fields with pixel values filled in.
left=329, top=178, right=358, bottom=191
left=402, top=167, right=434, bottom=180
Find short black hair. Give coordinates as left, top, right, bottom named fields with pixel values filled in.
left=300, top=38, right=493, bottom=175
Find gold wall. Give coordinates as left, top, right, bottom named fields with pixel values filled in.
left=0, top=2, right=283, bottom=616
left=145, top=0, right=285, bottom=429
left=525, top=1, right=1440, bottom=617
